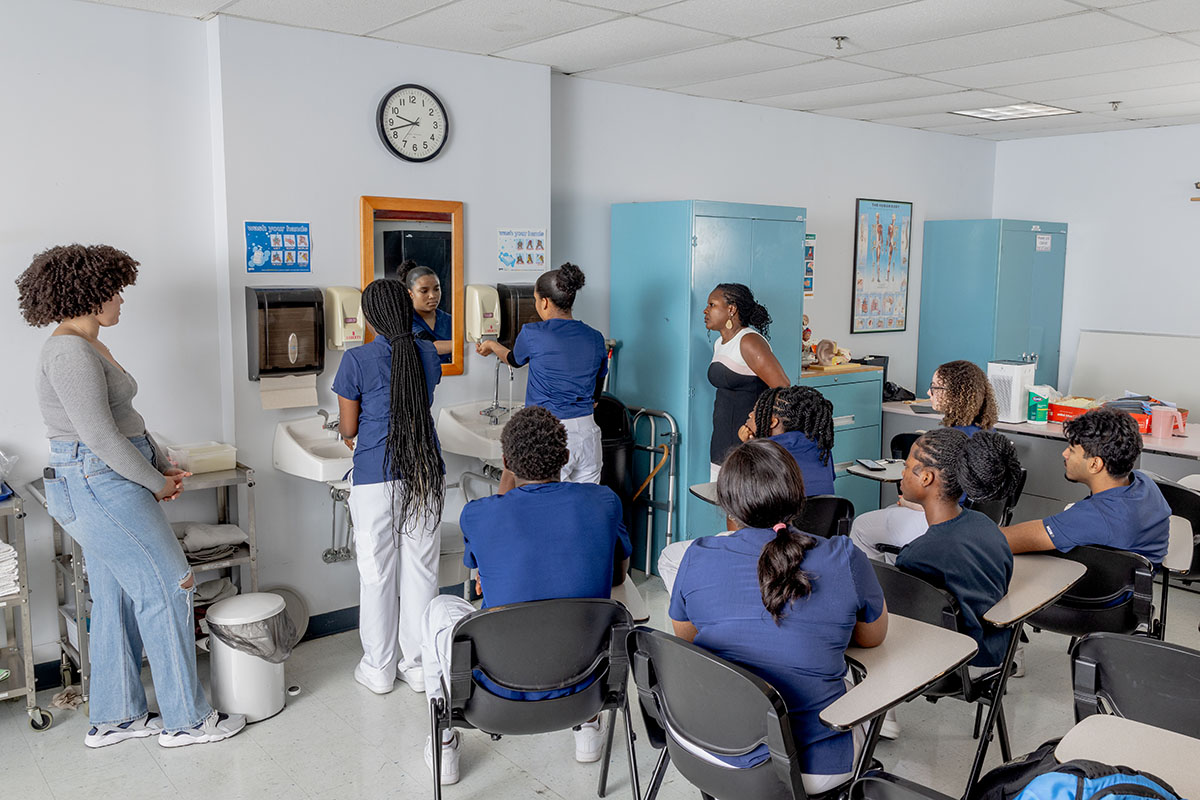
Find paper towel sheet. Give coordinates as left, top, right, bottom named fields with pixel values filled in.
left=260, top=374, right=317, bottom=409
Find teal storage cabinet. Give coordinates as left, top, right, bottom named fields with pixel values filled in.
left=917, top=219, right=1068, bottom=392
left=799, top=367, right=884, bottom=516
left=610, top=201, right=806, bottom=571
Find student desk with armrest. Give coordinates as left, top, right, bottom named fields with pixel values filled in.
left=1056, top=715, right=1199, bottom=798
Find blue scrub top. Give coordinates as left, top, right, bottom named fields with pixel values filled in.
left=512, top=319, right=607, bottom=421
left=413, top=307, right=453, bottom=364
left=896, top=508, right=1013, bottom=667
left=669, top=530, right=885, bottom=776
left=769, top=430, right=835, bottom=497
left=331, top=337, right=442, bottom=485
left=1043, top=470, right=1170, bottom=563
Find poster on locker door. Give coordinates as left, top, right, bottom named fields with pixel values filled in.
left=851, top=199, right=911, bottom=333
left=498, top=228, right=547, bottom=271
left=804, top=233, right=816, bottom=298
left=246, top=221, right=311, bottom=273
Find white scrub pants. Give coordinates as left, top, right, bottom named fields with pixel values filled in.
left=421, top=594, right=475, bottom=699
left=848, top=505, right=928, bottom=564
left=657, top=531, right=734, bottom=595
left=348, top=479, right=441, bottom=689
left=562, top=414, right=602, bottom=484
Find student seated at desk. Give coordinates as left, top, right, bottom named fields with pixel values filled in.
left=669, top=439, right=888, bottom=795
left=420, top=406, right=633, bottom=785
left=851, top=359, right=998, bottom=563
left=1002, top=407, right=1169, bottom=563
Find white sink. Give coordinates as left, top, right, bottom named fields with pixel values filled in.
left=273, top=415, right=354, bottom=483
left=437, top=401, right=524, bottom=463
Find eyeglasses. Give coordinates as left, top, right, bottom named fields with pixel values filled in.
left=929, top=385, right=947, bottom=393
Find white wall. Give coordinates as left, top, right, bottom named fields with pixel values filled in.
left=992, top=124, right=1200, bottom=390
left=550, top=75, right=999, bottom=389
left=0, top=0, right=221, bottom=659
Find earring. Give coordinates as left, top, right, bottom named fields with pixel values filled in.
left=725, top=319, right=733, bottom=330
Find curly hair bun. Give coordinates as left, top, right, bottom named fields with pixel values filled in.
left=556, top=262, right=586, bottom=294
left=957, top=430, right=1021, bottom=503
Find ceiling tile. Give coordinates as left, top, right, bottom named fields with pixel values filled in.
left=1119, top=98, right=1200, bottom=117
left=641, top=0, right=912, bottom=38
left=373, top=0, right=617, bottom=54
left=926, top=36, right=1200, bottom=88
left=576, top=41, right=817, bottom=89
left=1179, top=31, right=1200, bottom=45
left=82, top=0, right=229, bottom=16
left=925, top=111, right=1117, bottom=134
left=866, top=111, right=979, bottom=128
left=494, top=16, right=724, bottom=73
left=756, top=76, right=955, bottom=110
left=1133, top=112, right=1200, bottom=125
left=1050, top=82, right=1200, bottom=112
left=1062, top=0, right=1155, bottom=8
left=756, top=0, right=1080, bottom=56
left=976, top=120, right=1150, bottom=139
left=844, top=12, right=1153, bottom=74
left=995, top=60, right=1200, bottom=102
left=561, top=0, right=677, bottom=11
left=1107, top=0, right=1200, bottom=33
left=676, top=58, right=897, bottom=100
left=816, top=90, right=1023, bottom=120
left=221, top=0, right=452, bottom=34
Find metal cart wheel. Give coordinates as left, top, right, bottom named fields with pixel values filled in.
left=29, top=707, right=53, bottom=731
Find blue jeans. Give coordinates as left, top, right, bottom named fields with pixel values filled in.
left=45, top=435, right=211, bottom=732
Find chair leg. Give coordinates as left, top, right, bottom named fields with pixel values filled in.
left=644, top=748, right=670, bottom=800
left=1158, top=572, right=1170, bottom=641
left=430, top=697, right=444, bottom=800
left=622, top=698, right=642, bottom=800
left=597, top=707, right=618, bottom=798
left=972, top=703, right=983, bottom=740
left=964, top=622, right=1025, bottom=796
left=995, top=700, right=1012, bottom=763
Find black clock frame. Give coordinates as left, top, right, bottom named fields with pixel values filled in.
left=376, top=83, right=449, bottom=163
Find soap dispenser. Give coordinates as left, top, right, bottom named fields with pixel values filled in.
left=464, top=284, right=501, bottom=342
left=325, top=286, right=365, bottom=350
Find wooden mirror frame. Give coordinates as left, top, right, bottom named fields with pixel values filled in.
left=360, top=196, right=465, bottom=376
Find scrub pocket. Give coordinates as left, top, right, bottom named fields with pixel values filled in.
left=44, top=477, right=76, bottom=526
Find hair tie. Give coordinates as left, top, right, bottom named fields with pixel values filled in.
left=388, top=331, right=414, bottom=343
left=772, top=522, right=787, bottom=533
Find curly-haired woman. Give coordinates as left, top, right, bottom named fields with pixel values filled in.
left=850, top=360, right=999, bottom=568
left=17, top=244, right=245, bottom=748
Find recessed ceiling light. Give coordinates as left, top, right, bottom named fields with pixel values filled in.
left=950, top=103, right=1078, bottom=121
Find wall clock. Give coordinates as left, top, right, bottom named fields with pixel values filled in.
left=376, top=84, right=448, bottom=162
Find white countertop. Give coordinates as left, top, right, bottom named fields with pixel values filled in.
left=883, top=401, right=1200, bottom=461
left=1056, top=715, right=1200, bottom=797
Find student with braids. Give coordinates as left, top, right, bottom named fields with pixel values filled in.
left=669, top=439, right=887, bottom=795
left=476, top=263, right=608, bottom=483
left=333, top=278, right=445, bottom=695
left=850, top=359, right=999, bottom=562
left=879, top=428, right=1022, bottom=739
left=703, top=282, right=790, bottom=479
left=401, top=259, right=453, bottom=364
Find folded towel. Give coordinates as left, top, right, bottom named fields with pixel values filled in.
left=185, top=544, right=240, bottom=564
left=171, top=522, right=248, bottom=553
left=194, top=577, right=237, bottom=606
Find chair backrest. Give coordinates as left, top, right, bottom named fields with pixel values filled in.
left=1147, top=473, right=1200, bottom=576
left=797, top=495, right=855, bottom=538
left=890, top=433, right=921, bottom=461
left=448, top=598, right=632, bottom=735
left=1071, top=632, right=1200, bottom=737
left=1027, top=546, right=1155, bottom=638
left=870, top=562, right=960, bottom=634
left=627, top=627, right=807, bottom=800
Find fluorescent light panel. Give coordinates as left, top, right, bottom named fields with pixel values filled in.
left=950, top=102, right=1078, bottom=120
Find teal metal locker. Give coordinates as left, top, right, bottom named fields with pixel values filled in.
left=610, top=201, right=806, bottom=572
left=917, top=219, right=1068, bottom=392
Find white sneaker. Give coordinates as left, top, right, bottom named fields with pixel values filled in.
left=158, top=711, right=246, bottom=748
left=397, top=665, right=426, bottom=694
left=1011, top=646, right=1026, bottom=679
left=574, top=716, right=608, bottom=763
left=879, top=709, right=900, bottom=741
left=84, top=711, right=163, bottom=749
left=354, top=662, right=394, bottom=695
left=424, top=731, right=461, bottom=785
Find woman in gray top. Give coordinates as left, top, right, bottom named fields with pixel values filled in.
left=17, top=244, right=245, bottom=749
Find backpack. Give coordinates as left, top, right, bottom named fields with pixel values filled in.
left=969, top=739, right=1182, bottom=800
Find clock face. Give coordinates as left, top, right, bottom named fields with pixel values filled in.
left=377, top=84, right=448, bottom=162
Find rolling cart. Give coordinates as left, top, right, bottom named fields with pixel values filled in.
left=0, top=486, right=52, bottom=730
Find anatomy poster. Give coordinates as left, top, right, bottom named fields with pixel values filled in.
left=851, top=199, right=911, bottom=333
left=804, top=233, right=816, bottom=298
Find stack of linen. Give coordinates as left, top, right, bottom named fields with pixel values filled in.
left=0, top=541, right=19, bottom=597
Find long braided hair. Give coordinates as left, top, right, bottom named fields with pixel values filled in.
left=751, top=385, right=835, bottom=465
left=912, top=428, right=1021, bottom=503
left=360, top=279, right=445, bottom=533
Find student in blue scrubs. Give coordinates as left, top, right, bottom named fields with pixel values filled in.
left=884, top=427, right=1023, bottom=739
left=740, top=385, right=836, bottom=495
left=420, top=406, right=633, bottom=785
left=402, top=260, right=453, bottom=364
left=475, top=263, right=608, bottom=484
left=1002, top=407, right=1170, bottom=563
left=333, top=279, right=444, bottom=696
left=669, top=439, right=888, bottom=796
left=851, top=359, right=999, bottom=562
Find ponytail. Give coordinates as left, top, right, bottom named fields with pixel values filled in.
left=758, top=522, right=817, bottom=623
left=716, top=282, right=772, bottom=339
left=912, top=428, right=1021, bottom=504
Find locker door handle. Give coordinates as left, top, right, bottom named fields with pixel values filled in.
left=833, top=415, right=855, bottom=428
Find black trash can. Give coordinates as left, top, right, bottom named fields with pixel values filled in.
left=594, top=394, right=634, bottom=585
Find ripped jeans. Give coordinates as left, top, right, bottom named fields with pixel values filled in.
left=46, top=436, right=212, bottom=732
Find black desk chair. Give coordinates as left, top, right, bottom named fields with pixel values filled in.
left=429, top=598, right=639, bottom=800
left=1070, top=632, right=1200, bottom=737
left=889, top=433, right=921, bottom=461
left=852, top=772, right=957, bottom=800
left=870, top=563, right=1014, bottom=763
left=964, top=468, right=1027, bottom=527
left=798, top=495, right=856, bottom=538
left=1027, top=546, right=1156, bottom=642
left=1145, top=473, right=1200, bottom=636
left=627, top=626, right=847, bottom=800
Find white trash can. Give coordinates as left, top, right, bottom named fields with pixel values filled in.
left=207, top=592, right=288, bottom=722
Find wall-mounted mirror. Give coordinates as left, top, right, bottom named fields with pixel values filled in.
left=360, top=196, right=464, bottom=375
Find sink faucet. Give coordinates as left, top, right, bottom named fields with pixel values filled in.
left=317, top=409, right=339, bottom=431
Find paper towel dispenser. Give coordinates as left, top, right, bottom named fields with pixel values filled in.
left=497, top=283, right=539, bottom=350
left=246, top=287, right=325, bottom=380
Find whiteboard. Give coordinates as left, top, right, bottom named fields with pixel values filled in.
left=1069, top=330, right=1200, bottom=411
